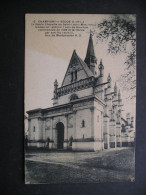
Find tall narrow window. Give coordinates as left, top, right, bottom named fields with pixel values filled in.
left=75, top=70, right=77, bottom=80
left=82, top=120, right=85, bottom=127
left=71, top=72, right=73, bottom=82
left=33, top=126, right=35, bottom=132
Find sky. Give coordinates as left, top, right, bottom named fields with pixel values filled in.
left=25, top=14, right=136, bottom=119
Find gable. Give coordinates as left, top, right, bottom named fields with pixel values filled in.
left=62, top=50, right=94, bottom=87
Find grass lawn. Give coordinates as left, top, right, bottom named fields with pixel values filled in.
left=25, top=148, right=135, bottom=184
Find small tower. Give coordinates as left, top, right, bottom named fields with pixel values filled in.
left=118, top=89, right=121, bottom=100
left=98, top=59, right=104, bottom=85
left=53, top=79, right=58, bottom=105
left=84, top=33, right=97, bottom=74
left=131, top=116, right=134, bottom=128
left=114, top=82, right=117, bottom=95
left=126, top=113, right=131, bottom=125
left=107, top=73, right=111, bottom=88
left=98, top=59, right=104, bottom=77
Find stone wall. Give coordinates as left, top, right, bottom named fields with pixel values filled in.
left=75, top=108, right=92, bottom=139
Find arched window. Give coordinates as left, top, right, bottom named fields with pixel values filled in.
left=82, top=120, right=85, bottom=127
left=70, top=94, right=78, bottom=101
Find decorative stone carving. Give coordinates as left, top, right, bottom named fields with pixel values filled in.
left=57, top=76, right=95, bottom=97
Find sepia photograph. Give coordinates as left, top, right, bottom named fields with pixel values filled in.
left=24, top=14, right=136, bottom=184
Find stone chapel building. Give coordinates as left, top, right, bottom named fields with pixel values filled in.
left=27, top=34, right=135, bottom=151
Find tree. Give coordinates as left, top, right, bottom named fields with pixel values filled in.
left=95, top=15, right=136, bottom=99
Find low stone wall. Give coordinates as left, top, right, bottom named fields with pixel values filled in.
left=28, top=142, right=46, bottom=148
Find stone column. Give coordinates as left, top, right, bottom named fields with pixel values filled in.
left=126, top=126, right=130, bottom=147
left=50, top=117, right=54, bottom=149
left=50, top=117, right=53, bottom=140
left=42, top=119, right=46, bottom=148
left=73, top=110, right=77, bottom=139
left=101, top=111, right=103, bottom=140
left=64, top=114, right=68, bottom=149
left=116, top=123, right=121, bottom=147
left=90, top=107, right=94, bottom=139
left=101, top=111, right=104, bottom=149
left=119, top=133, right=122, bottom=147
left=42, top=119, right=46, bottom=141
left=128, top=134, right=131, bottom=147
left=109, top=120, right=116, bottom=148
left=72, top=110, right=77, bottom=151
left=28, top=119, right=31, bottom=140
left=113, top=121, right=116, bottom=148
left=103, top=116, right=110, bottom=149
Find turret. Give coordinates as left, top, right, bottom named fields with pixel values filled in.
left=98, top=59, right=104, bottom=84
left=117, top=109, right=121, bottom=124
left=98, top=59, right=104, bottom=77
left=84, top=33, right=97, bottom=75
left=107, top=73, right=111, bottom=88
left=114, top=82, right=117, bottom=95
left=111, top=107, right=115, bottom=121
left=118, top=89, right=121, bottom=100
left=53, top=79, right=58, bottom=99
left=126, top=113, right=131, bottom=125
left=131, top=116, right=134, bottom=128
left=53, top=79, right=58, bottom=105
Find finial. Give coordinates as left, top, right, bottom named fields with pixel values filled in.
left=73, top=49, right=76, bottom=53
left=90, top=29, right=93, bottom=36
left=54, top=79, right=58, bottom=87
left=98, top=59, right=104, bottom=69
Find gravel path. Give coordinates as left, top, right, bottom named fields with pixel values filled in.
left=25, top=148, right=135, bottom=184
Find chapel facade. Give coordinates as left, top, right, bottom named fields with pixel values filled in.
left=26, top=34, right=135, bottom=151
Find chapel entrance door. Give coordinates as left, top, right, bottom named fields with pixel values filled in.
left=56, top=122, right=64, bottom=149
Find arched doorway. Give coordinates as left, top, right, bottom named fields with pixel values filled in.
left=56, top=122, right=64, bottom=149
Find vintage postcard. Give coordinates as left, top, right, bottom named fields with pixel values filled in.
left=25, top=14, right=136, bottom=184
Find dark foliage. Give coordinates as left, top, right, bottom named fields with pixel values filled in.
left=96, top=15, right=136, bottom=99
